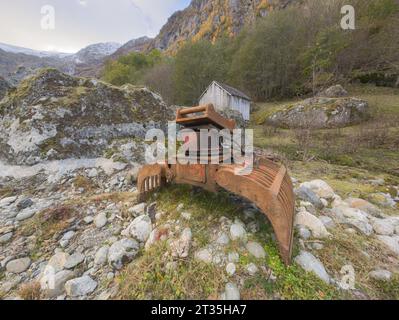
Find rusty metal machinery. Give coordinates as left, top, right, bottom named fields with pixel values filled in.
left=137, top=104, right=295, bottom=265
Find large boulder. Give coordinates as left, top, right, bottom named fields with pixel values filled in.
left=317, top=85, right=348, bottom=98
left=266, top=96, right=369, bottom=129
left=0, top=68, right=174, bottom=165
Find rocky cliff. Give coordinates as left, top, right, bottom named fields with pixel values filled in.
left=149, top=0, right=296, bottom=53
left=0, top=69, right=173, bottom=166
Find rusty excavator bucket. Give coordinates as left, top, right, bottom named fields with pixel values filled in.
left=137, top=104, right=295, bottom=265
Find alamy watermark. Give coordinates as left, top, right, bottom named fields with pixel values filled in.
left=341, top=5, right=356, bottom=30
left=40, top=5, right=55, bottom=30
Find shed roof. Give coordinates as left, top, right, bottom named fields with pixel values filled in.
left=200, top=81, right=251, bottom=101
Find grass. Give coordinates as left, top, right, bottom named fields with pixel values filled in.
left=251, top=84, right=399, bottom=177
left=117, top=184, right=344, bottom=300
left=18, top=282, right=42, bottom=300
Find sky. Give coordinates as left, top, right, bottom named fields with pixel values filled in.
left=0, top=0, right=191, bottom=53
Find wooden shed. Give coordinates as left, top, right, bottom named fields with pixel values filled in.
left=199, top=81, right=251, bottom=121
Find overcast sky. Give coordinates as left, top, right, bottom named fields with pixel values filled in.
left=0, top=0, right=191, bottom=53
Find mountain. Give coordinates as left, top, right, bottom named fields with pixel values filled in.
left=149, top=0, right=296, bottom=53
left=0, top=76, right=11, bottom=100
left=108, top=37, right=152, bottom=61
left=0, top=42, right=121, bottom=83
left=0, top=42, right=71, bottom=58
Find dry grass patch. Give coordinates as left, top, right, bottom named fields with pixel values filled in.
left=18, top=282, right=42, bottom=300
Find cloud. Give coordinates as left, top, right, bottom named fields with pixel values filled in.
left=78, top=0, right=88, bottom=7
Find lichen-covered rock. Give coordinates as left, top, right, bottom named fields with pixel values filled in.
left=317, top=85, right=348, bottom=98
left=0, top=68, right=174, bottom=165
left=266, top=97, right=369, bottom=129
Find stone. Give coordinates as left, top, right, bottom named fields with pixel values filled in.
left=94, top=246, right=109, bottom=266
left=295, top=211, right=330, bottom=239
left=344, top=198, right=382, bottom=217
left=145, top=227, right=170, bottom=251
left=230, top=223, right=247, bottom=241
left=94, top=212, right=107, bottom=228
left=169, top=228, right=191, bottom=258
left=108, top=238, right=139, bottom=269
left=226, top=263, right=236, bottom=276
left=65, top=276, right=97, bottom=297
left=130, top=203, right=146, bottom=216
left=15, top=208, right=36, bottom=221
left=223, top=282, right=240, bottom=300
left=295, top=186, right=324, bottom=209
left=87, top=168, right=98, bottom=178
left=395, top=226, right=399, bottom=235
left=127, top=215, right=153, bottom=243
left=245, top=241, right=266, bottom=259
left=195, top=249, right=213, bottom=264
left=0, top=232, right=13, bottom=244
left=228, top=252, right=239, bottom=263
left=295, top=251, right=330, bottom=284
left=297, top=226, right=311, bottom=240
left=16, top=198, right=34, bottom=210
left=319, top=216, right=336, bottom=230
left=61, top=231, right=75, bottom=241
left=48, top=252, right=70, bottom=273
left=216, top=232, right=230, bottom=246
left=146, top=202, right=157, bottom=222
left=40, top=270, right=75, bottom=298
left=369, top=193, right=396, bottom=208
left=372, top=219, right=395, bottom=236
left=246, top=263, right=259, bottom=276
left=267, top=96, right=369, bottom=129
left=331, top=206, right=373, bottom=236
left=377, top=235, right=399, bottom=256
left=64, top=253, right=85, bottom=269
left=83, top=216, right=94, bottom=224
left=318, top=85, right=348, bottom=98
left=300, top=180, right=335, bottom=199
left=0, top=196, right=17, bottom=207
left=181, top=211, right=192, bottom=220
left=369, top=269, right=392, bottom=281
left=6, top=257, right=31, bottom=274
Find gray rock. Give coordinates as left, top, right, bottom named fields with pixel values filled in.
left=16, top=198, right=34, bottom=210
left=319, top=216, right=336, bottom=230
left=297, top=226, right=311, bottom=240
left=41, top=270, right=75, bottom=298
left=372, top=219, right=395, bottom=236
left=195, top=249, right=213, bottom=264
left=87, top=168, right=98, bottom=178
left=230, top=223, right=247, bottom=241
left=61, top=231, right=75, bottom=241
left=344, top=198, right=382, bottom=217
left=223, top=282, right=240, bottom=300
left=124, top=215, right=152, bottom=243
left=216, top=232, right=230, bottom=246
left=65, top=275, right=97, bottom=297
left=15, top=208, right=36, bottom=221
left=267, top=97, right=369, bottom=129
left=94, top=212, right=107, bottom=228
left=47, top=252, right=70, bottom=273
left=6, top=257, right=31, bottom=274
left=130, top=203, right=146, bottom=216
left=377, top=235, right=399, bottom=256
left=331, top=206, right=373, bottom=236
left=0, top=196, right=17, bottom=208
left=295, top=186, right=324, bottom=209
left=295, top=251, right=330, bottom=284
left=300, top=180, right=335, bottom=199
left=369, top=269, right=392, bottom=281
left=64, top=253, right=85, bottom=269
left=245, top=241, right=266, bottom=259
left=108, top=238, right=139, bottom=269
left=295, top=211, right=330, bottom=238
left=318, top=85, right=348, bottom=98
left=0, top=232, right=13, bottom=244
left=246, top=263, right=259, bottom=275
left=226, top=263, right=236, bottom=276
left=83, top=216, right=94, bottom=224
left=170, top=228, right=192, bottom=258
left=94, top=246, right=109, bottom=266
left=228, top=252, right=239, bottom=263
